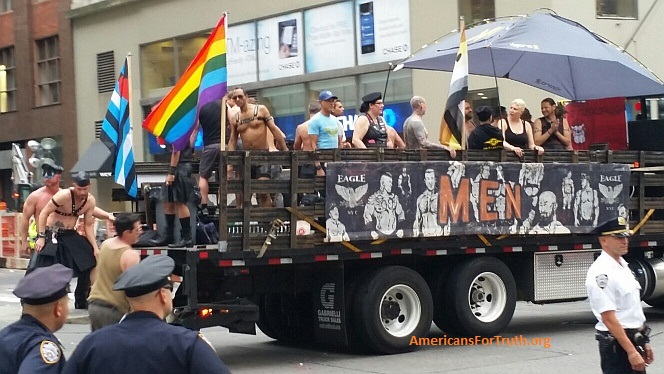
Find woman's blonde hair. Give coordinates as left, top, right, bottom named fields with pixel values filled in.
left=511, top=98, right=526, bottom=112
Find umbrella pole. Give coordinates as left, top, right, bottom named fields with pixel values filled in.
left=383, top=63, right=393, bottom=101
left=489, top=47, right=503, bottom=120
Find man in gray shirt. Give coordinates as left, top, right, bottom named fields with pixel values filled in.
left=402, top=96, right=456, bottom=157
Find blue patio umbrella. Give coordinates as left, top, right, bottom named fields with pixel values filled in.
left=400, top=11, right=664, bottom=101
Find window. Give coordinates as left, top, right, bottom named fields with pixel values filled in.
left=140, top=33, right=208, bottom=99
left=458, top=0, right=495, bottom=26
left=0, top=0, right=11, bottom=13
left=596, top=0, right=638, bottom=19
left=35, top=36, right=61, bottom=106
left=0, top=47, right=16, bottom=113
left=140, top=39, right=176, bottom=98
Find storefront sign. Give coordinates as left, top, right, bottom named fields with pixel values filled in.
left=227, top=22, right=258, bottom=86
left=257, top=12, right=305, bottom=80
left=355, top=0, right=411, bottom=66
left=304, top=2, right=355, bottom=73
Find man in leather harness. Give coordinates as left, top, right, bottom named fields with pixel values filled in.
left=33, top=171, right=100, bottom=309
left=227, top=87, right=287, bottom=207
left=586, top=218, right=654, bottom=373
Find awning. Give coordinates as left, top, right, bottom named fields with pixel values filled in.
left=71, top=140, right=113, bottom=178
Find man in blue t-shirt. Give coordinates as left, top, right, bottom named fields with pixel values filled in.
left=309, top=90, right=342, bottom=176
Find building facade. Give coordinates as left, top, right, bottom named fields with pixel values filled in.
left=67, top=0, right=662, bottom=207
left=0, top=0, right=78, bottom=206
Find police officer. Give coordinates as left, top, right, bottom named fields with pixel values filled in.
left=62, top=255, right=230, bottom=374
left=0, top=264, right=73, bottom=373
left=586, top=218, right=655, bottom=373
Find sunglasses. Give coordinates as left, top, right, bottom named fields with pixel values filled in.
left=232, top=94, right=245, bottom=100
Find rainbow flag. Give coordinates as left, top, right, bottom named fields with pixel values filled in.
left=142, top=13, right=228, bottom=151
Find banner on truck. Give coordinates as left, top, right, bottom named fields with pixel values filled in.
left=325, top=161, right=630, bottom=241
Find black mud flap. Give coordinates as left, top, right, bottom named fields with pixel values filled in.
left=312, top=264, right=348, bottom=348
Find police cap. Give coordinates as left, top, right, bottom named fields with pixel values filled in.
left=114, top=255, right=175, bottom=298
left=71, top=171, right=91, bottom=187
left=593, top=217, right=631, bottom=237
left=14, top=264, right=72, bottom=305
left=361, top=92, right=382, bottom=104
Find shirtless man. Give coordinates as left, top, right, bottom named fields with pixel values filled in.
left=562, top=171, right=575, bottom=210
left=293, top=101, right=321, bottom=151
left=326, top=203, right=350, bottom=242
left=386, top=126, right=406, bottom=149
left=464, top=101, right=475, bottom=146
left=33, top=171, right=101, bottom=309
left=227, top=87, right=287, bottom=207
left=363, top=172, right=404, bottom=239
left=20, top=161, right=112, bottom=267
left=574, top=173, right=599, bottom=227
left=530, top=191, right=570, bottom=234
left=470, top=164, right=491, bottom=222
left=414, top=169, right=443, bottom=237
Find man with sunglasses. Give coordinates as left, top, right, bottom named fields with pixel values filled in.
left=227, top=87, right=287, bottom=207
left=63, top=255, right=231, bottom=374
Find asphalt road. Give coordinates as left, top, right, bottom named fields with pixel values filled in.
left=2, top=267, right=663, bottom=373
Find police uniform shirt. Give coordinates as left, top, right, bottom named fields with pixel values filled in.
left=61, top=311, right=230, bottom=374
left=585, top=251, right=646, bottom=331
left=0, top=314, right=65, bottom=374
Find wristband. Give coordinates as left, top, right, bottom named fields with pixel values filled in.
left=315, top=165, right=323, bottom=170
left=37, top=232, right=46, bottom=239
left=168, top=165, right=177, bottom=174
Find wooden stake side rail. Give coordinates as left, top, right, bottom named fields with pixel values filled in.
left=132, top=149, right=664, bottom=253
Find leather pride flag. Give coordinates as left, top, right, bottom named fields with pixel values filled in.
left=440, top=19, right=468, bottom=149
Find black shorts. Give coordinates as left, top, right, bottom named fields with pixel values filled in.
left=199, top=144, right=221, bottom=179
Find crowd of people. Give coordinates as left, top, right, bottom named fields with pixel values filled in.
left=180, top=89, right=574, bottom=211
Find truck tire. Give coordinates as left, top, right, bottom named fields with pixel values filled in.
left=256, top=294, right=285, bottom=341
left=257, top=293, right=315, bottom=344
left=353, top=266, right=433, bottom=354
left=444, top=257, right=516, bottom=337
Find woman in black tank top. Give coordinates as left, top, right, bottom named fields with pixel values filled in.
left=502, top=99, right=544, bottom=155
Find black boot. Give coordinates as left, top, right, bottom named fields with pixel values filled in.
left=169, top=217, right=193, bottom=248
left=149, top=214, right=175, bottom=246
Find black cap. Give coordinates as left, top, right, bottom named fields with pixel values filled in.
left=114, top=255, right=174, bottom=298
left=71, top=171, right=91, bottom=187
left=362, top=92, right=382, bottom=104
left=593, top=217, right=631, bottom=237
left=41, top=159, right=64, bottom=174
left=14, top=264, right=72, bottom=305
left=476, top=106, right=493, bottom=122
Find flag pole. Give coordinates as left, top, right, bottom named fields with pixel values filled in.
left=459, top=17, right=467, bottom=151
left=220, top=12, right=229, bottom=152
left=126, top=53, right=135, bottom=153
left=125, top=53, right=137, bottom=204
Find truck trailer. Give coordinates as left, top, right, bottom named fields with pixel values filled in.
left=131, top=148, right=664, bottom=354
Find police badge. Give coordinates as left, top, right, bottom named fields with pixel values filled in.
left=596, top=274, right=608, bottom=289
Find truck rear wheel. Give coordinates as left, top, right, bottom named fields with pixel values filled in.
left=443, top=257, right=516, bottom=337
left=257, top=293, right=315, bottom=344
left=353, top=266, right=433, bottom=354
